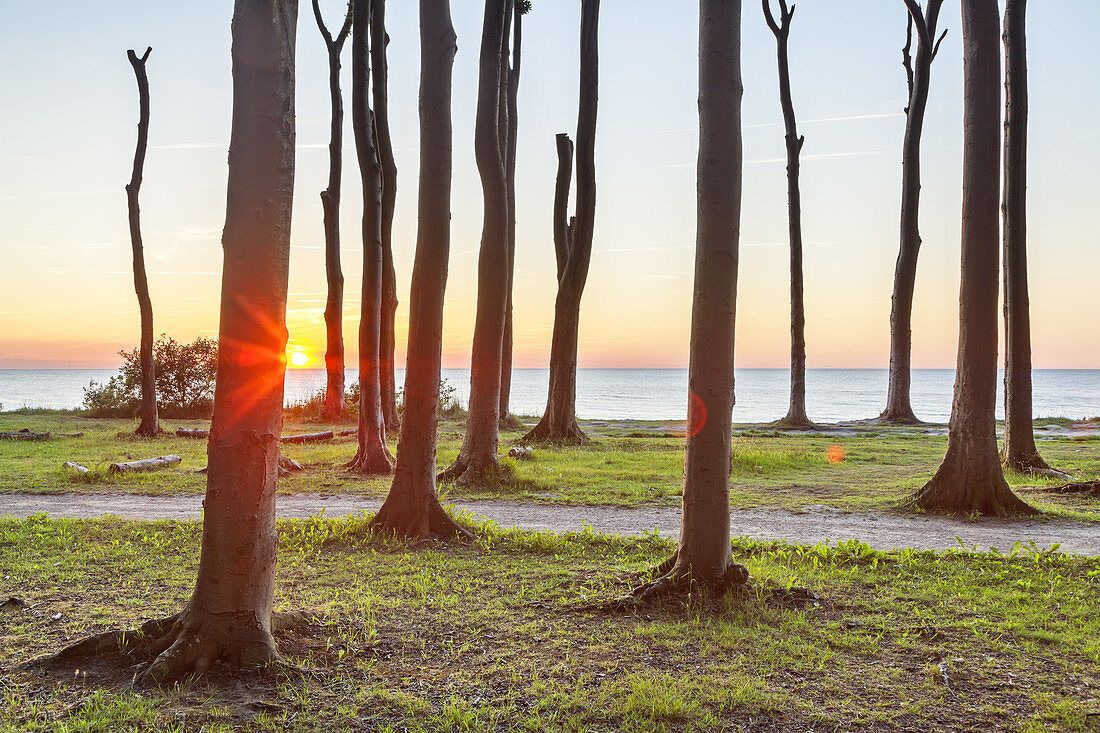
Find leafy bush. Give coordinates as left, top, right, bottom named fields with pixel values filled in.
left=83, top=336, right=218, bottom=419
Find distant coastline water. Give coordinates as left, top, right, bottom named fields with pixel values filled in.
left=1, top=368, right=1098, bottom=424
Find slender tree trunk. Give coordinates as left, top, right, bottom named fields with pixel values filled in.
left=881, top=0, right=946, bottom=425
left=372, top=0, right=400, bottom=432
left=439, top=0, right=510, bottom=487
left=144, top=0, right=298, bottom=682
left=914, top=0, right=1035, bottom=517
left=763, top=0, right=811, bottom=428
left=637, top=0, right=749, bottom=599
left=370, top=0, right=468, bottom=539
left=1000, top=0, right=1056, bottom=476
left=523, top=0, right=598, bottom=446
left=126, top=47, right=159, bottom=438
left=348, top=0, right=394, bottom=474
left=313, top=0, right=352, bottom=422
left=499, top=7, right=523, bottom=426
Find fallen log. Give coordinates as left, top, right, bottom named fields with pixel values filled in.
left=337, top=429, right=358, bottom=437
left=175, top=428, right=209, bottom=439
left=0, top=429, right=50, bottom=441
left=62, top=461, right=91, bottom=474
left=108, top=455, right=182, bottom=474
left=508, top=446, right=534, bottom=460
left=1046, top=481, right=1100, bottom=498
left=57, top=433, right=85, bottom=438
left=279, top=456, right=304, bottom=472
left=280, top=431, right=334, bottom=444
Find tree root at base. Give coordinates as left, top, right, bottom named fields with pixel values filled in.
left=437, top=454, right=502, bottom=489
left=631, top=553, right=750, bottom=603
left=369, top=497, right=474, bottom=541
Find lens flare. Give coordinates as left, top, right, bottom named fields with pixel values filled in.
left=827, top=444, right=846, bottom=464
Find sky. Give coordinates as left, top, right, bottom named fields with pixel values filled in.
left=1, top=0, right=1098, bottom=370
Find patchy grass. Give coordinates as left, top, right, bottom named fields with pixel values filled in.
left=0, top=514, right=1098, bottom=731
left=1, top=413, right=1099, bottom=519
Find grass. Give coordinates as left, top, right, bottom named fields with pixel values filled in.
left=1, top=513, right=1098, bottom=731
left=1, top=413, right=1099, bottom=518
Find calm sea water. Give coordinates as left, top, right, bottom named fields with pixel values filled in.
left=1, top=368, right=1098, bottom=423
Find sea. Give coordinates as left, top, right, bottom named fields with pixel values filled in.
left=1, top=368, right=1098, bottom=424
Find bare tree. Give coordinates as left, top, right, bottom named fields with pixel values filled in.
left=43, top=0, right=302, bottom=682
left=312, top=0, right=353, bottom=422
left=635, top=0, right=750, bottom=599
left=763, top=0, right=812, bottom=429
left=523, top=0, right=598, bottom=446
left=880, top=0, right=948, bottom=424
left=913, top=0, right=1035, bottom=516
left=370, top=0, right=470, bottom=538
left=372, top=0, right=401, bottom=432
left=499, top=1, right=530, bottom=426
left=347, top=0, right=394, bottom=474
left=1000, top=0, right=1062, bottom=477
left=125, top=47, right=159, bottom=438
left=439, top=0, right=510, bottom=486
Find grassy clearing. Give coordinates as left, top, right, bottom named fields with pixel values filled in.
left=1, top=413, right=1099, bottom=518
left=1, top=514, right=1098, bottom=731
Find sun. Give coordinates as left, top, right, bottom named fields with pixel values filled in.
left=287, top=350, right=309, bottom=368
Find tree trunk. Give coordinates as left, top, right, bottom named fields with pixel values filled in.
left=126, top=47, right=159, bottom=438
left=142, top=0, right=298, bottom=683
left=439, top=0, right=510, bottom=487
left=372, top=0, right=401, bottom=433
left=499, top=6, right=523, bottom=426
left=881, top=0, right=946, bottom=425
left=524, top=0, right=598, bottom=446
left=313, top=0, right=352, bottom=422
left=637, top=0, right=750, bottom=599
left=1000, top=0, right=1055, bottom=476
left=347, top=0, right=394, bottom=475
left=371, top=0, right=468, bottom=539
left=914, top=0, right=1035, bottom=517
left=763, top=0, right=811, bottom=429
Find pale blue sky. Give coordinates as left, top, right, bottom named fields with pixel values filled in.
left=1, top=1, right=1098, bottom=368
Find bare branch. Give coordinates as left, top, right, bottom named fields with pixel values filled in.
left=930, top=28, right=948, bottom=63
left=901, top=0, right=931, bottom=45
left=335, top=1, right=353, bottom=50
left=902, top=13, right=915, bottom=105
left=762, top=0, right=782, bottom=36
left=312, top=0, right=335, bottom=47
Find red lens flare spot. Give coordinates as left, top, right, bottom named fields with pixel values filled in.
left=687, top=392, right=707, bottom=438
left=827, top=444, right=846, bottom=464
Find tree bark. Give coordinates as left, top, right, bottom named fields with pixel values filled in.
left=370, top=0, right=468, bottom=539
left=126, top=47, right=159, bottom=438
left=499, top=5, right=523, bottom=425
left=372, top=0, right=401, bottom=432
left=523, top=0, right=598, bottom=446
left=1000, top=0, right=1056, bottom=476
left=637, top=0, right=750, bottom=599
left=141, top=0, right=298, bottom=683
left=313, top=0, right=352, bottom=422
left=913, top=0, right=1035, bottom=517
left=763, top=0, right=811, bottom=429
left=881, top=0, right=947, bottom=425
left=439, top=0, right=510, bottom=487
left=347, top=0, right=394, bottom=475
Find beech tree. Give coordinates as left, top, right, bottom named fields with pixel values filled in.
left=372, top=0, right=401, bottom=431
left=312, top=0, right=353, bottom=422
left=347, top=0, right=394, bottom=474
left=1000, top=0, right=1061, bottom=477
left=370, top=0, right=468, bottom=538
left=45, top=0, right=301, bottom=682
left=125, top=47, right=158, bottom=438
left=913, top=0, right=1035, bottom=517
left=499, top=1, right=530, bottom=425
left=440, top=0, right=510, bottom=486
left=762, top=0, right=812, bottom=428
left=880, top=0, right=947, bottom=424
left=636, top=0, right=750, bottom=598
left=523, top=0, right=598, bottom=446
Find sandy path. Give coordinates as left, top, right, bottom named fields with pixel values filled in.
left=2, top=492, right=1097, bottom=556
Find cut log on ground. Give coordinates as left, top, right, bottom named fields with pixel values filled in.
left=108, top=455, right=182, bottom=474
left=280, top=431, right=334, bottom=444
left=337, top=429, right=358, bottom=437
left=57, top=433, right=85, bottom=438
left=175, top=429, right=209, bottom=439
left=507, top=446, right=533, bottom=459
left=0, top=430, right=50, bottom=441
left=62, top=462, right=91, bottom=474
left=279, top=456, right=304, bottom=472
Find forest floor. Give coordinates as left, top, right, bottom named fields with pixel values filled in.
left=1, top=514, right=1098, bottom=732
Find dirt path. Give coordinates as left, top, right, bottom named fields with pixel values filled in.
left=2, top=492, right=1097, bottom=556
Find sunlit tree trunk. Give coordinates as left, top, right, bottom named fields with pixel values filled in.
left=126, top=47, right=159, bottom=438
left=914, top=0, right=1035, bottom=517
left=370, top=0, right=469, bottom=538
left=499, top=4, right=524, bottom=425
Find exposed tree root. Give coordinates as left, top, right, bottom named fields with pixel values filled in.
left=438, top=452, right=501, bottom=488
left=1043, top=481, right=1100, bottom=499
left=26, top=609, right=309, bottom=687
left=521, top=417, right=589, bottom=446
left=345, top=444, right=394, bottom=476
left=771, top=416, right=817, bottom=431
left=631, top=553, right=750, bottom=603
left=498, top=414, right=525, bottom=431
left=1001, top=451, right=1074, bottom=481
left=868, top=411, right=927, bottom=427
left=912, top=466, right=1039, bottom=517
left=369, top=496, right=473, bottom=541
